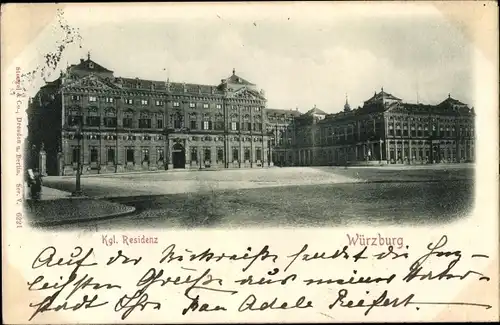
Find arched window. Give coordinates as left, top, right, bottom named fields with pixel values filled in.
left=123, top=109, right=134, bottom=128
left=104, top=107, right=117, bottom=127
left=156, top=113, right=164, bottom=129
left=139, top=112, right=152, bottom=129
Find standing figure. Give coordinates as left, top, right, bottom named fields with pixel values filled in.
left=29, top=169, right=43, bottom=200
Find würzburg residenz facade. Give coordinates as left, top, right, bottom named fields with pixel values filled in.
left=27, top=55, right=281, bottom=175
left=27, top=55, right=475, bottom=175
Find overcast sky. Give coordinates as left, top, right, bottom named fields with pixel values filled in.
left=25, top=3, right=473, bottom=113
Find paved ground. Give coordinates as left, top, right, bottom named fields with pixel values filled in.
left=42, top=167, right=362, bottom=198
left=39, top=165, right=475, bottom=230
left=25, top=187, right=135, bottom=228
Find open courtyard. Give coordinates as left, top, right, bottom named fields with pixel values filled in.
left=39, top=164, right=475, bottom=230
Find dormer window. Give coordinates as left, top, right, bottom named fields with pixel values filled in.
left=88, top=62, right=94, bottom=69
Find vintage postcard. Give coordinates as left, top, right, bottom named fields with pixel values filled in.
left=1, top=2, right=499, bottom=323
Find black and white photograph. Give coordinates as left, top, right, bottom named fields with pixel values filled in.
left=21, top=4, right=476, bottom=229
left=2, top=2, right=498, bottom=324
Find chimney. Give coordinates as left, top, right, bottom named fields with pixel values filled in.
left=80, top=59, right=84, bottom=64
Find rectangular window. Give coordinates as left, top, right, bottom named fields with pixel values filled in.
left=247, top=122, right=252, bottom=131
left=126, top=148, right=135, bottom=163
left=173, top=117, right=182, bottom=129
left=157, top=148, right=164, bottom=162
left=105, top=97, right=114, bottom=103
left=216, top=104, right=222, bottom=109
left=188, top=120, right=196, bottom=130
left=90, top=147, right=98, bottom=163
left=203, top=103, right=209, bottom=109
left=155, top=100, right=163, bottom=106
left=189, top=103, right=196, bottom=108
left=86, top=116, right=100, bottom=126
left=142, top=148, right=149, bottom=163
left=232, top=148, right=239, bottom=161
left=203, top=121, right=210, bottom=130
left=173, top=102, right=180, bottom=107
left=125, top=99, right=133, bottom=105
left=107, top=148, right=115, bottom=163
left=204, top=148, right=211, bottom=162
left=256, top=148, right=262, bottom=161
left=123, top=118, right=133, bottom=128
left=104, top=117, right=117, bottom=127
left=244, top=148, right=251, bottom=161
left=71, top=95, right=80, bottom=101
left=255, top=107, right=261, bottom=112
left=89, top=96, right=97, bottom=102
left=157, top=119, right=163, bottom=129
left=231, top=122, right=237, bottom=131
left=191, top=148, right=198, bottom=162
left=141, top=99, right=148, bottom=105
left=72, top=147, right=80, bottom=163
left=139, top=119, right=152, bottom=128
left=68, top=116, right=83, bottom=127
left=217, top=148, right=224, bottom=162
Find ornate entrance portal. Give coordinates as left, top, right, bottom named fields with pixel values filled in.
left=172, top=143, right=186, bottom=169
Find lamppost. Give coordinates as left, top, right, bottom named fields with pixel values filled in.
left=73, top=120, right=83, bottom=196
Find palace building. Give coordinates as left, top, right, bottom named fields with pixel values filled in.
left=265, top=108, right=302, bottom=166
left=287, top=89, right=475, bottom=166
left=26, top=54, right=274, bottom=175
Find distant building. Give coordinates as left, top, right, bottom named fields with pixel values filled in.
left=27, top=54, right=278, bottom=175
left=289, top=89, right=475, bottom=166
left=266, top=108, right=302, bottom=166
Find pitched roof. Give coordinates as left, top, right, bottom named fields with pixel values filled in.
left=224, top=69, right=255, bottom=85
left=438, top=95, right=467, bottom=107
left=266, top=108, right=302, bottom=117
left=305, top=106, right=328, bottom=115
left=365, top=89, right=401, bottom=103
left=71, top=58, right=113, bottom=73
left=116, top=77, right=223, bottom=95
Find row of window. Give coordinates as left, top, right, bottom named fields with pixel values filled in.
left=388, top=128, right=474, bottom=137
left=169, top=119, right=263, bottom=131
left=388, top=148, right=474, bottom=161
left=72, top=147, right=165, bottom=164
left=71, top=147, right=263, bottom=164
left=70, top=95, right=263, bottom=111
left=188, top=148, right=263, bottom=162
left=68, top=116, right=164, bottom=129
